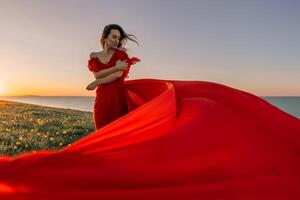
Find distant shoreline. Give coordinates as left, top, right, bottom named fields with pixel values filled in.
left=1, top=95, right=300, bottom=97
left=0, top=95, right=94, bottom=98
left=1, top=96, right=299, bottom=119
left=0, top=98, right=94, bottom=113
left=0, top=96, right=95, bottom=112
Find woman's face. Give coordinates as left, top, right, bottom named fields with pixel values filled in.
left=105, top=29, right=121, bottom=49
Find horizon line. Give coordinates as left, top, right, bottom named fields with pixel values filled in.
left=1, top=95, right=300, bottom=98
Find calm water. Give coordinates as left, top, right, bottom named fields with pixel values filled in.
left=0, top=96, right=95, bottom=112
left=0, top=96, right=299, bottom=119
left=262, top=96, right=300, bottom=119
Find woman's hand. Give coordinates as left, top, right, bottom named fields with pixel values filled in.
left=86, top=81, right=98, bottom=90
left=115, top=59, right=128, bottom=71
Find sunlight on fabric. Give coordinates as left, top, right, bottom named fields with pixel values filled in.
left=0, top=182, right=30, bottom=193
left=0, top=182, right=15, bottom=193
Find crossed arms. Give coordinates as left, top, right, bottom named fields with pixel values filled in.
left=86, top=53, right=129, bottom=90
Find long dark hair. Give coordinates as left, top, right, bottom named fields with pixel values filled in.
left=100, top=24, right=139, bottom=51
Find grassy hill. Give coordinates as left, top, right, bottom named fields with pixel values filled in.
left=0, top=100, right=95, bottom=156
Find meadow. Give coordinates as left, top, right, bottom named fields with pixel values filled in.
left=0, top=100, right=95, bottom=156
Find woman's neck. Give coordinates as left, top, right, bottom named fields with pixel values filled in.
left=103, top=47, right=116, bottom=56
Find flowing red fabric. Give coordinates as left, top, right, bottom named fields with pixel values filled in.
left=0, top=78, right=300, bottom=199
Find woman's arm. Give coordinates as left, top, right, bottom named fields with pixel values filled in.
left=96, top=71, right=123, bottom=85
left=86, top=71, right=123, bottom=90
left=92, top=60, right=127, bottom=79
left=90, top=53, right=128, bottom=79
left=92, top=66, right=120, bottom=79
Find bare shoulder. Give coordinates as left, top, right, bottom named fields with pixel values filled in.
left=89, top=52, right=97, bottom=58
left=118, top=47, right=128, bottom=53
left=89, top=51, right=102, bottom=58
left=118, top=47, right=126, bottom=51
left=117, top=48, right=130, bottom=57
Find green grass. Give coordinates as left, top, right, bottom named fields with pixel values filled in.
left=0, top=100, right=95, bottom=156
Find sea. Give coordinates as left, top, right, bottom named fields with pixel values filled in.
left=0, top=96, right=299, bottom=119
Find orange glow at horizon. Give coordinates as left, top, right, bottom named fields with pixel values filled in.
left=0, top=81, right=6, bottom=96
left=0, top=79, right=298, bottom=97
left=0, top=80, right=94, bottom=97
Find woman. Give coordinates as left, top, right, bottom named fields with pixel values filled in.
left=86, top=24, right=141, bottom=130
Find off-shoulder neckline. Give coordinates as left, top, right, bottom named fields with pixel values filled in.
left=92, top=49, right=119, bottom=65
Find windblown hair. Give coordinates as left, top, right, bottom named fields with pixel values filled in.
left=100, top=24, right=139, bottom=52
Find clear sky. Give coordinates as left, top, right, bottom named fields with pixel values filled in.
left=0, top=0, right=299, bottom=96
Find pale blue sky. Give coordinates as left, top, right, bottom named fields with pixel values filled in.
left=0, top=0, right=299, bottom=96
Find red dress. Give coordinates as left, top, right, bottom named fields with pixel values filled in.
left=87, top=49, right=141, bottom=130
left=1, top=79, right=300, bottom=199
